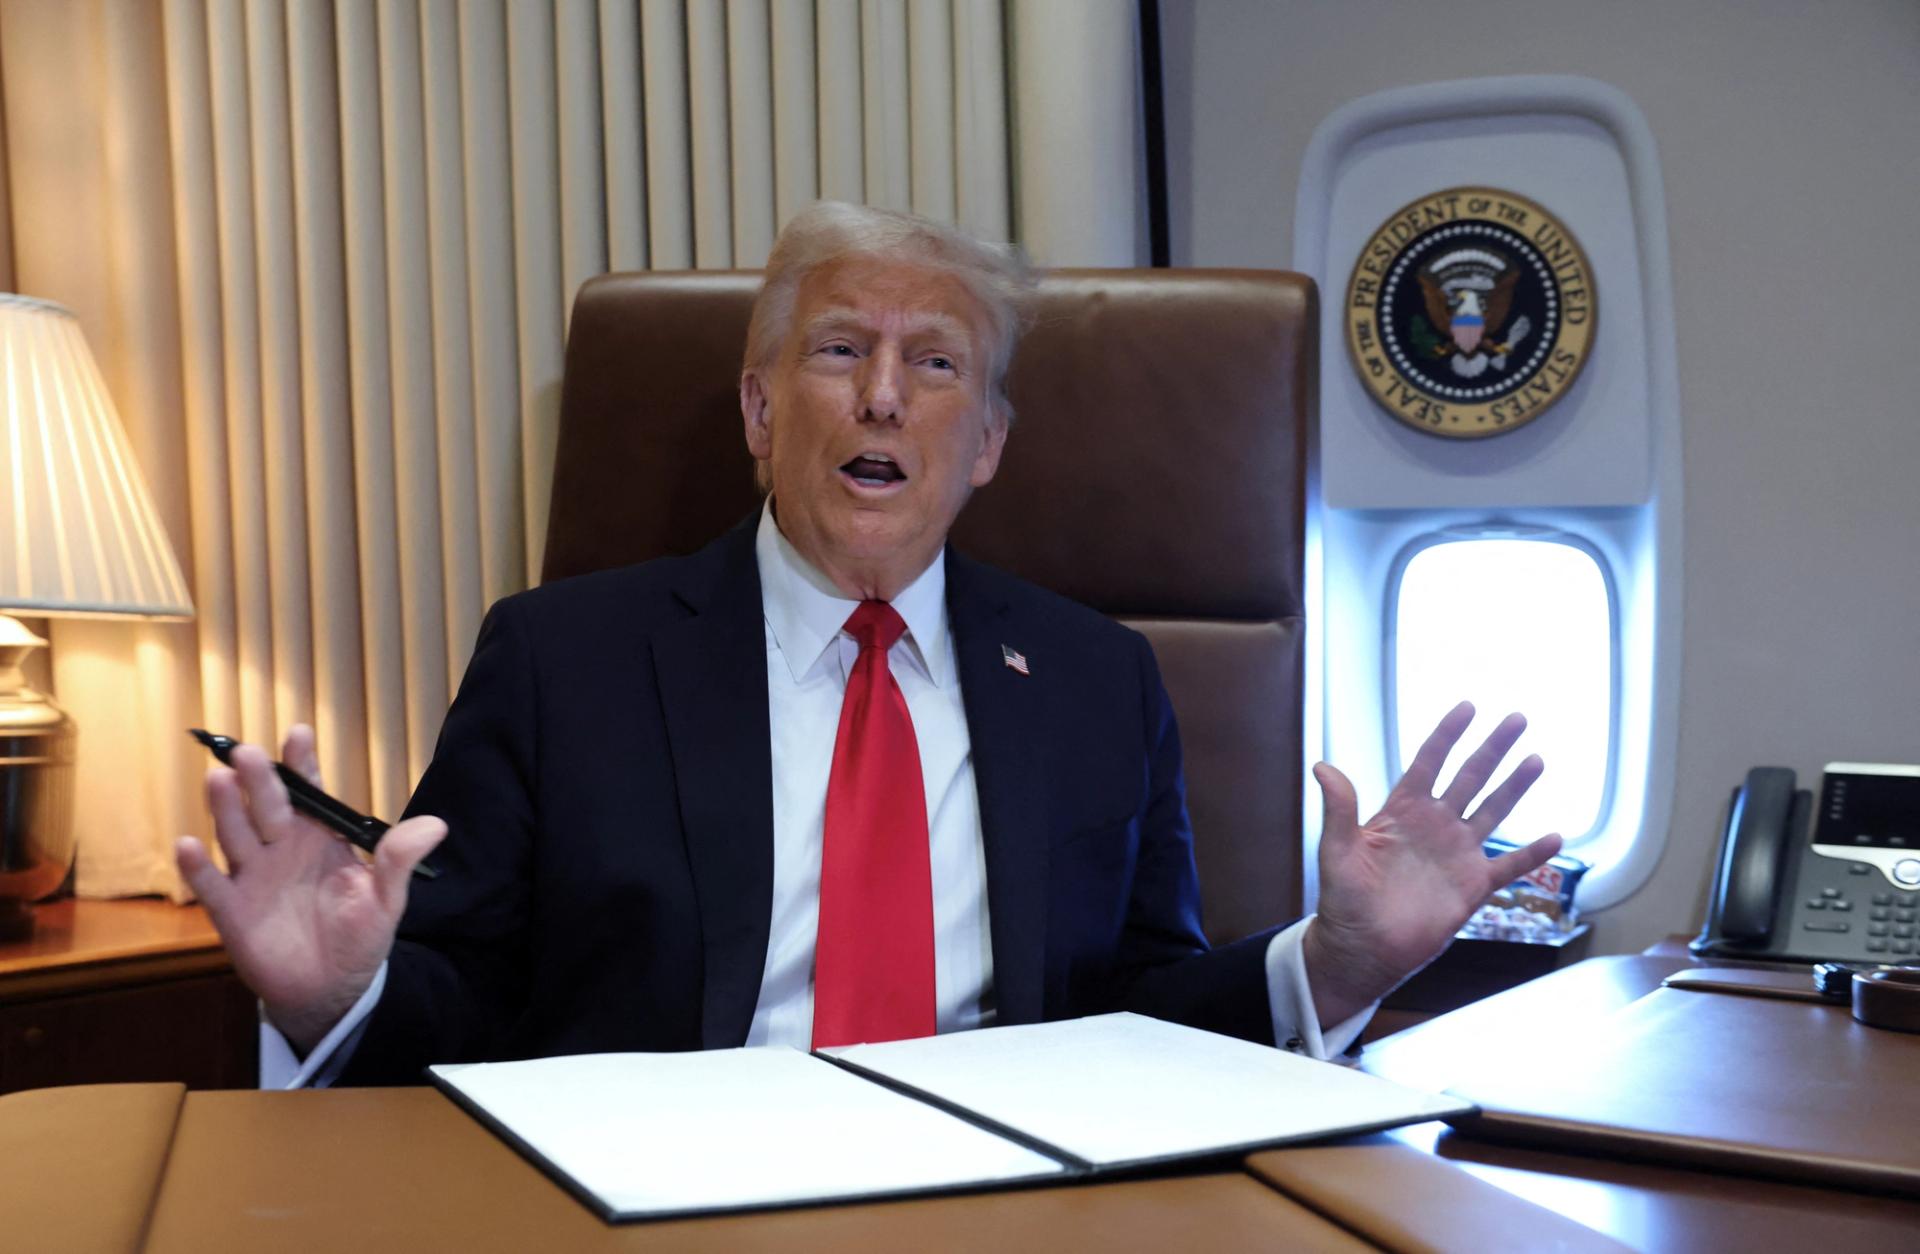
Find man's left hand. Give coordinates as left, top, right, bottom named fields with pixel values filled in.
left=1302, top=701, right=1563, bottom=1028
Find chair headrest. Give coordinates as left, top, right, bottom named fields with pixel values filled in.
left=546, top=268, right=1314, bottom=621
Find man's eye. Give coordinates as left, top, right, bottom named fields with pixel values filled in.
left=926, top=356, right=955, bottom=371
left=822, top=344, right=856, bottom=357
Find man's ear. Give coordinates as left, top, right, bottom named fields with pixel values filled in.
left=968, top=405, right=1010, bottom=489
left=741, top=370, right=773, bottom=462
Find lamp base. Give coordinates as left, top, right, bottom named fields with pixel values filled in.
left=0, top=615, right=78, bottom=924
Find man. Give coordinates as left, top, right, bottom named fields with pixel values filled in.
left=178, top=203, right=1558, bottom=1085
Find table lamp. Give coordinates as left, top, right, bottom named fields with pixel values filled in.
left=0, top=294, right=193, bottom=939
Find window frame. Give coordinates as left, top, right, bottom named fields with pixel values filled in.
left=1382, top=523, right=1624, bottom=846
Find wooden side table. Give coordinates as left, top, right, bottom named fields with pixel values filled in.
left=0, top=898, right=255, bottom=1093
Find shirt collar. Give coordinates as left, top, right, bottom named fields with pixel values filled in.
left=755, top=499, right=950, bottom=688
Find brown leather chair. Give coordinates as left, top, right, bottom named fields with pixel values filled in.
left=545, top=269, right=1315, bottom=944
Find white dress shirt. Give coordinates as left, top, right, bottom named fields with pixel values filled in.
left=261, top=503, right=1370, bottom=1087
left=749, top=503, right=993, bottom=1044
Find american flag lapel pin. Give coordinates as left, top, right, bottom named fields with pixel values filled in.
left=1001, top=644, right=1030, bottom=676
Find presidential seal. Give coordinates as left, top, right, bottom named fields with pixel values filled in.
left=1345, top=187, right=1595, bottom=438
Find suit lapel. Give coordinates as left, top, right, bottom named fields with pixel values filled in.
left=652, top=522, right=774, bottom=1048
left=947, top=552, right=1050, bottom=1026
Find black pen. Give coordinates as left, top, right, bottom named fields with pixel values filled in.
left=189, top=729, right=439, bottom=879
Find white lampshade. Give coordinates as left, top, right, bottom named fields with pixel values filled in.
left=0, top=294, right=192, bottom=619
left=0, top=295, right=193, bottom=935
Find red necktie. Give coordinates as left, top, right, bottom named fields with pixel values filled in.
left=812, top=601, right=936, bottom=1048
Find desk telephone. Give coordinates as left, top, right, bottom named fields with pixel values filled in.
left=1692, top=763, right=1920, bottom=964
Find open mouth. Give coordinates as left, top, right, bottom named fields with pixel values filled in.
left=840, top=454, right=908, bottom=489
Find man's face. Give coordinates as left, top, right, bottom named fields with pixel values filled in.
left=742, top=255, right=1008, bottom=600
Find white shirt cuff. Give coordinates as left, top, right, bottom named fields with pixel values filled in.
left=256, top=961, right=388, bottom=1090
left=1264, top=915, right=1375, bottom=1061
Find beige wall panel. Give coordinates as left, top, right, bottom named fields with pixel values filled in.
left=640, top=0, right=693, bottom=267
left=906, top=0, right=954, bottom=223
left=599, top=0, right=648, bottom=270
left=420, top=0, right=483, bottom=692
left=769, top=0, right=817, bottom=226
left=206, top=0, right=278, bottom=746
left=950, top=0, right=1007, bottom=241
left=1008, top=0, right=1138, bottom=266
left=0, top=52, right=10, bottom=290
left=0, top=2, right=111, bottom=331
left=506, top=0, right=566, bottom=577
left=334, top=0, right=411, bottom=816
left=97, top=0, right=195, bottom=596
left=685, top=0, right=732, bottom=267
left=727, top=0, right=776, bottom=266
left=555, top=0, right=608, bottom=321
left=158, top=0, right=242, bottom=752
left=376, top=0, right=451, bottom=787
left=286, top=0, right=371, bottom=808
left=243, top=0, right=316, bottom=737
left=859, top=0, right=909, bottom=211
left=815, top=0, right=863, bottom=202
left=457, top=2, right=528, bottom=606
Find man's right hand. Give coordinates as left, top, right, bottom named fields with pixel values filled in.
left=175, top=725, right=446, bottom=1056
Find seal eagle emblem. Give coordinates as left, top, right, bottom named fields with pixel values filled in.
left=1345, top=187, right=1596, bottom=438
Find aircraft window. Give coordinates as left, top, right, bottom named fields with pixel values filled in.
left=1390, top=535, right=1616, bottom=844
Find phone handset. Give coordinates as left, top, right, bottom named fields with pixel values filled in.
left=1694, top=767, right=1809, bottom=954
left=1719, top=768, right=1801, bottom=942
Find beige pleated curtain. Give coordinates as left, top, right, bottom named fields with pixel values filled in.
left=0, top=0, right=1140, bottom=899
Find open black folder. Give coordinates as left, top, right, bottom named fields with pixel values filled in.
left=428, top=1012, right=1472, bottom=1222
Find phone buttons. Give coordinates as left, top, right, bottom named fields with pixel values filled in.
left=1830, top=900, right=1853, bottom=912
left=1802, top=921, right=1851, bottom=934
left=1805, top=899, right=1827, bottom=910
left=1869, top=923, right=1890, bottom=936
left=1868, top=940, right=1889, bottom=953
left=1893, top=858, right=1920, bottom=887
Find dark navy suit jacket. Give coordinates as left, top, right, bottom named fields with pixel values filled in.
left=342, top=518, right=1283, bottom=1084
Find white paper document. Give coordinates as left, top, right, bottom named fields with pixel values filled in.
left=432, top=1013, right=1470, bottom=1222
left=431, top=1046, right=1065, bottom=1220
left=825, top=1012, right=1472, bottom=1169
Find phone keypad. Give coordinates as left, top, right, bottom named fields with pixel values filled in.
left=1787, top=869, right=1920, bottom=959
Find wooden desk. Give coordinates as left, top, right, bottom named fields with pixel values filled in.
left=2, top=1085, right=1392, bottom=1253
left=0, top=1077, right=1702, bottom=1253
left=1364, top=955, right=1920, bottom=1251
left=9, top=951, right=1915, bottom=1250
left=0, top=898, right=254, bottom=1092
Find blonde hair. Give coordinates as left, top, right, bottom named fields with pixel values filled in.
left=744, top=202, right=1035, bottom=427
